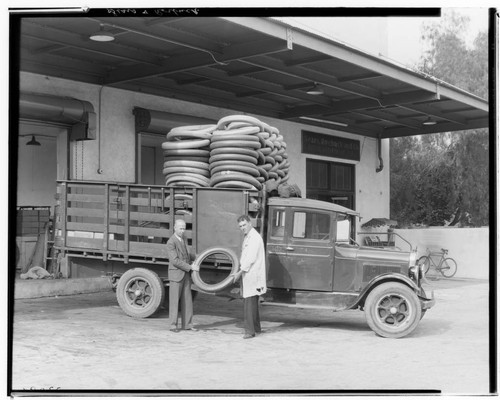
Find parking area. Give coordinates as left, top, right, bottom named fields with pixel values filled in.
left=10, top=277, right=493, bottom=394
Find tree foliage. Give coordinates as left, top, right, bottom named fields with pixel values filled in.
left=390, top=11, right=489, bottom=227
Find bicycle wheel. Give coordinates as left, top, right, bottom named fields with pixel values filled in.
left=417, top=256, right=431, bottom=274
left=440, top=258, right=458, bottom=278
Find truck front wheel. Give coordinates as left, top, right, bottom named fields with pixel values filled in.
left=364, top=282, right=422, bottom=338
left=116, top=268, right=165, bottom=318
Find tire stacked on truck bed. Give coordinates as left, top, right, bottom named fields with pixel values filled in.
left=162, top=115, right=290, bottom=189
left=162, top=124, right=216, bottom=187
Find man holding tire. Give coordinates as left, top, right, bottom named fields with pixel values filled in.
left=166, top=219, right=199, bottom=332
left=232, top=215, right=267, bottom=339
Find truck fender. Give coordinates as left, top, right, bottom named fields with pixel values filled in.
left=351, top=273, right=420, bottom=310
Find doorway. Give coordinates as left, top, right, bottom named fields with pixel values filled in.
left=306, top=159, right=355, bottom=209
left=17, top=122, right=68, bottom=207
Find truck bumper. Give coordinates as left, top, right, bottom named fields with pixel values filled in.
left=420, top=292, right=436, bottom=310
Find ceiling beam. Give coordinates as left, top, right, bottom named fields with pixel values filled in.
left=289, top=117, right=380, bottom=138
left=281, top=90, right=439, bottom=119
left=284, top=54, right=331, bottom=66
left=177, top=67, right=333, bottom=105
left=240, top=55, right=383, bottom=100
left=397, top=104, right=468, bottom=125
left=220, top=17, right=446, bottom=93
left=175, top=77, right=210, bottom=85
left=381, top=118, right=489, bottom=138
left=104, top=38, right=289, bottom=85
left=91, top=17, right=223, bottom=55
left=337, top=72, right=383, bottom=82
left=350, top=110, right=421, bottom=129
left=226, top=66, right=265, bottom=76
left=22, top=22, right=163, bottom=66
left=116, top=78, right=285, bottom=118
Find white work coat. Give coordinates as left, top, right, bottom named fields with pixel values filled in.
left=239, top=227, right=267, bottom=298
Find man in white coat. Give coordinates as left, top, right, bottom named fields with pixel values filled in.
left=232, top=215, right=267, bottom=339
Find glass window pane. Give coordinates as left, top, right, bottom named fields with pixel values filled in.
left=293, top=211, right=330, bottom=240
left=271, top=209, right=285, bottom=237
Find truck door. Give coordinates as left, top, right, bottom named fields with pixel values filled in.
left=267, top=206, right=334, bottom=291
left=332, top=214, right=360, bottom=291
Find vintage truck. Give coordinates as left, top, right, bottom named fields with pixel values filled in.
left=53, top=179, right=434, bottom=338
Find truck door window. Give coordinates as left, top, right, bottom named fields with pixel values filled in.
left=336, top=215, right=351, bottom=243
left=270, top=209, right=286, bottom=238
left=292, top=211, right=330, bottom=240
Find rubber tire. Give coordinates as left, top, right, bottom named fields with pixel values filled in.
left=162, top=139, right=210, bottom=150
left=210, top=140, right=261, bottom=150
left=163, top=148, right=210, bottom=157
left=256, top=166, right=269, bottom=180
left=216, top=115, right=265, bottom=131
left=167, top=124, right=216, bottom=140
left=116, top=268, right=165, bottom=318
left=418, top=256, right=431, bottom=274
left=163, top=160, right=209, bottom=170
left=209, top=153, right=258, bottom=165
left=441, top=258, right=458, bottom=278
left=210, top=164, right=260, bottom=178
left=191, top=247, right=240, bottom=292
left=364, top=282, right=422, bottom=338
left=213, top=181, right=259, bottom=190
left=209, top=147, right=259, bottom=159
left=213, top=126, right=261, bottom=136
left=258, top=146, right=272, bottom=156
left=163, top=156, right=209, bottom=163
left=211, top=134, right=260, bottom=143
left=210, top=172, right=262, bottom=190
left=162, top=166, right=210, bottom=178
left=209, top=160, right=259, bottom=171
left=166, top=173, right=210, bottom=187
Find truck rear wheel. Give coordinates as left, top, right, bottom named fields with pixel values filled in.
left=364, top=282, right=422, bottom=338
left=116, top=268, right=165, bottom=318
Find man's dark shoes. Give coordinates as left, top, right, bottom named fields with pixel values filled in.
left=243, top=333, right=255, bottom=339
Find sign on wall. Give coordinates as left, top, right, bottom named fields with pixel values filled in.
left=302, top=131, right=360, bottom=161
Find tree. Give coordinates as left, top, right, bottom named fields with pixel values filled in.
left=390, top=10, right=489, bottom=227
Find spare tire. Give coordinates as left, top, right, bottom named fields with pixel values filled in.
left=191, top=247, right=239, bottom=292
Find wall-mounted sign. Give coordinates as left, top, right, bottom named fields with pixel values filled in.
left=302, top=131, right=360, bottom=161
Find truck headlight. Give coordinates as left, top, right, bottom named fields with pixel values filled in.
left=409, top=265, right=420, bottom=281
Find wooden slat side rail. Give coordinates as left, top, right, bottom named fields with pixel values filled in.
left=66, top=237, right=102, bottom=249
left=67, top=222, right=106, bottom=232
left=67, top=193, right=105, bottom=203
left=66, top=208, right=105, bottom=218
left=108, top=224, right=192, bottom=239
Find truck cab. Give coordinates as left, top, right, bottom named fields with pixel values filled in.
left=260, top=197, right=434, bottom=338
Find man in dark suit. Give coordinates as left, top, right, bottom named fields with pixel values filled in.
left=166, top=219, right=198, bottom=332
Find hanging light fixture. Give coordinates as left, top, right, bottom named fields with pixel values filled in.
left=26, top=135, right=41, bottom=146
left=422, top=116, right=437, bottom=126
left=89, top=24, right=115, bottom=42
left=306, top=83, right=324, bottom=95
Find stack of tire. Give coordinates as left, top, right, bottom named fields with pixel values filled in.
left=209, top=115, right=290, bottom=190
left=161, top=124, right=216, bottom=187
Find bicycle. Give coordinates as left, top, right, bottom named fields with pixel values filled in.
left=417, top=248, right=458, bottom=278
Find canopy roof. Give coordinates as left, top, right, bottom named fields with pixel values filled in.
left=15, top=15, right=489, bottom=138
